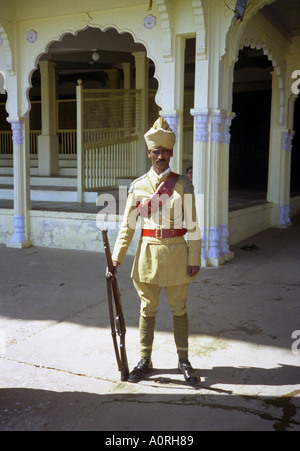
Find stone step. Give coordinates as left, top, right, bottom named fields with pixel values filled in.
left=0, top=185, right=97, bottom=203
left=0, top=166, right=77, bottom=176
left=0, top=175, right=77, bottom=187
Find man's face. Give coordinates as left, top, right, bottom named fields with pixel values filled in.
left=148, top=146, right=173, bottom=174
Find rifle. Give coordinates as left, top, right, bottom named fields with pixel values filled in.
left=102, top=230, right=129, bottom=382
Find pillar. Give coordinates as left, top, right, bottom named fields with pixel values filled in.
left=190, top=1, right=236, bottom=266
left=76, top=79, right=84, bottom=202
left=122, top=62, right=132, bottom=136
left=191, top=108, right=234, bottom=266
left=190, top=109, right=210, bottom=264
left=219, top=111, right=235, bottom=257
left=37, top=61, right=59, bottom=176
left=278, top=130, right=294, bottom=225
left=105, top=68, right=121, bottom=89
left=133, top=52, right=149, bottom=174
left=160, top=36, right=186, bottom=174
left=7, top=118, right=31, bottom=248
left=267, top=71, right=294, bottom=227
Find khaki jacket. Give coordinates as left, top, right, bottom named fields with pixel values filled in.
left=112, top=168, right=201, bottom=287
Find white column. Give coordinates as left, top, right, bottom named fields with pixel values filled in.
left=190, top=109, right=234, bottom=266
left=267, top=71, right=293, bottom=227
left=76, top=79, right=84, bottom=202
left=219, top=112, right=235, bottom=258
left=278, top=130, right=294, bottom=225
left=191, top=109, right=210, bottom=264
left=122, top=62, right=132, bottom=136
left=133, top=52, right=149, bottom=174
left=7, top=118, right=31, bottom=248
left=37, top=61, right=59, bottom=176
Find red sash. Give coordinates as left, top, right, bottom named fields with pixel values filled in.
left=138, top=172, right=179, bottom=217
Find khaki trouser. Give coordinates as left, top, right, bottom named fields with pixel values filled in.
left=133, top=280, right=190, bottom=318
left=133, top=280, right=190, bottom=360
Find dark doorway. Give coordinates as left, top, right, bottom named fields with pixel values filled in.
left=291, top=96, right=300, bottom=196
left=230, top=47, right=273, bottom=201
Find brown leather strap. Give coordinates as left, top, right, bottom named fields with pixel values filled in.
left=156, top=171, right=179, bottom=196
left=142, top=228, right=187, bottom=239
left=138, top=172, right=179, bottom=217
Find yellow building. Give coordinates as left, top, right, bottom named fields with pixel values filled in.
left=0, top=0, right=299, bottom=265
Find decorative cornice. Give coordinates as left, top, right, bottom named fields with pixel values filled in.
left=155, top=0, right=173, bottom=62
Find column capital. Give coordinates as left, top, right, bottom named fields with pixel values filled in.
left=190, top=109, right=210, bottom=143
left=8, top=119, right=25, bottom=145
left=160, top=110, right=181, bottom=138
left=132, top=51, right=147, bottom=60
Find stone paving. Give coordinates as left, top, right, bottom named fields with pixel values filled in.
left=0, top=215, right=300, bottom=431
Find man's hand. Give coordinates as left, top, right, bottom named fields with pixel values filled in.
left=106, top=261, right=120, bottom=279
left=187, top=265, right=200, bottom=277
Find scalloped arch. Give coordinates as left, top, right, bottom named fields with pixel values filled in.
left=224, top=0, right=285, bottom=125
left=239, top=39, right=284, bottom=125
left=227, top=0, right=277, bottom=44
left=23, top=23, right=160, bottom=115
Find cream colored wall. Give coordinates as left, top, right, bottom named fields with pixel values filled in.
left=1, top=201, right=299, bottom=252
left=228, top=204, right=273, bottom=246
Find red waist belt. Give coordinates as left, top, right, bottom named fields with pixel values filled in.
left=142, top=228, right=187, bottom=239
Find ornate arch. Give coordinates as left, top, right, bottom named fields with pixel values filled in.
left=224, top=0, right=286, bottom=125
left=22, top=19, right=159, bottom=116
left=226, top=0, right=277, bottom=46
left=241, top=39, right=284, bottom=125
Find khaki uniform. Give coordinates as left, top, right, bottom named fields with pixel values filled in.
left=113, top=117, right=201, bottom=370
left=112, top=168, right=201, bottom=321
left=112, top=168, right=201, bottom=284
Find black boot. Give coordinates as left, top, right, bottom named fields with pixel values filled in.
left=127, top=359, right=153, bottom=383
left=178, top=359, right=199, bottom=385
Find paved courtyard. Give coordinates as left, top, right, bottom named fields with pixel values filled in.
left=0, top=215, right=300, bottom=431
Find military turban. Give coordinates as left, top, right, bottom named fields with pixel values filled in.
left=144, top=117, right=176, bottom=150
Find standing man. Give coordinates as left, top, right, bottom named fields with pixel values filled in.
left=186, top=166, right=193, bottom=183
left=111, top=117, right=201, bottom=385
